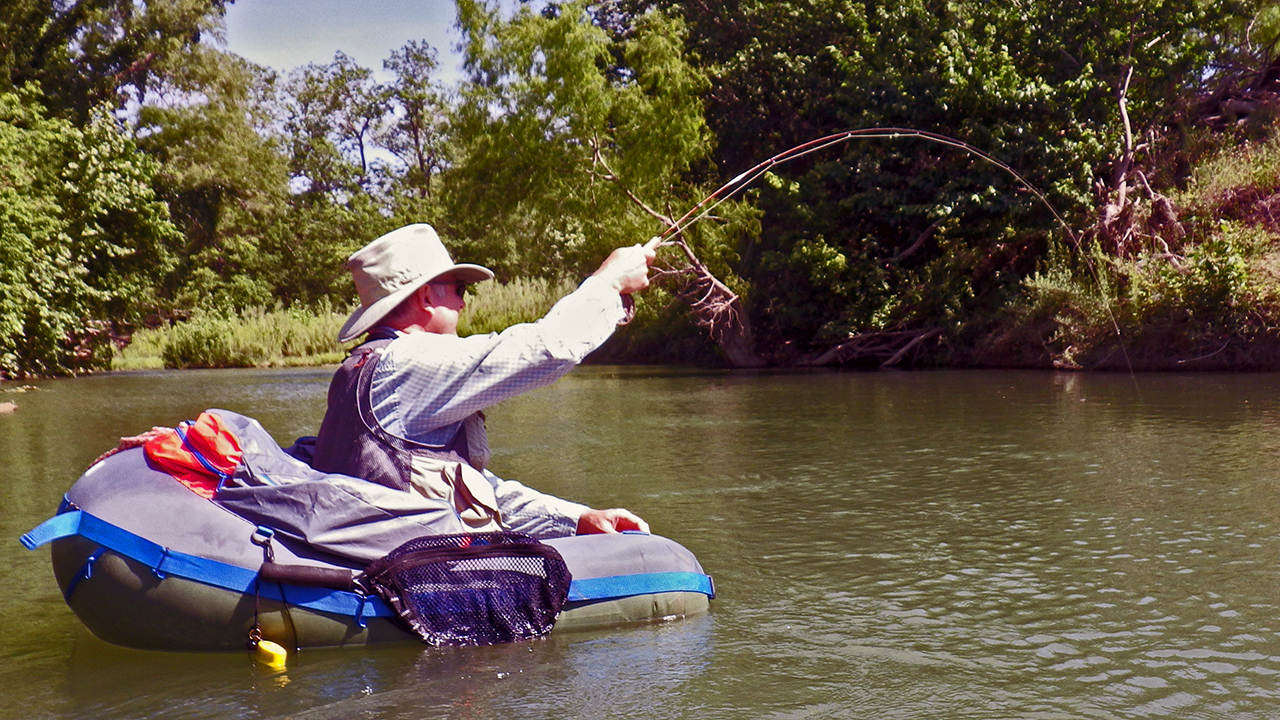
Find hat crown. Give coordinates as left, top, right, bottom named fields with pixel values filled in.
left=337, top=223, right=494, bottom=343
left=349, top=224, right=454, bottom=307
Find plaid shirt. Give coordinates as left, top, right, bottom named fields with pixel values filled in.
left=367, top=275, right=625, bottom=536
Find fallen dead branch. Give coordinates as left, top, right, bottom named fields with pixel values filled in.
left=654, top=232, right=764, bottom=367
left=806, top=327, right=943, bottom=368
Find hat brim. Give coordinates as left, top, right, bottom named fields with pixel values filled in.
left=338, top=263, right=494, bottom=343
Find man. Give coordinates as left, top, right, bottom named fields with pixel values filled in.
left=313, top=223, right=657, bottom=539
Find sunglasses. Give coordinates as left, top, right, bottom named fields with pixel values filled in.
left=429, top=280, right=469, bottom=297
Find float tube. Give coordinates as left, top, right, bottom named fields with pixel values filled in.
left=21, top=418, right=713, bottom=652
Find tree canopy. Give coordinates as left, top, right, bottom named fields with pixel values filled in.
left=0, top=91, right=179, bottom=377
left=620, top=0, right=1259, bottom=360
left=1, top=0, right=1279, bottom=375
left=1, top=0, right=230, bottom=121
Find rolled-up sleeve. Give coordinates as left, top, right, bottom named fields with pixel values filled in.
left=486, top=470, right=588, bottom=539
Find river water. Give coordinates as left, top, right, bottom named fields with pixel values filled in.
left=3, top=367, right=1280, bottom=719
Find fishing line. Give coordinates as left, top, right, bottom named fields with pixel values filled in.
left=657, top=127, right=1078, bottom=247
left=653, top=126, right=1138, bottom=382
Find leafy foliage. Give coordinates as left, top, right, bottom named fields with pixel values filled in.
left=0, top=90, right=180, bottom=377
left=458, top=277, right=577, bottom=335
left=136, top=46, right=291, bottom=313
left=280, top=51, right=386, bottom=198
left=1018, top=120, right=1280, bottom=370
left=379, top=40, right=453, bottom=200
left=445, top=0, right=719, bottom=278
left=4, top=0, right=1280, bottom=373
left=611, top=0, right=1255, bottom=361
left=0, top=0, right=230, bottom=121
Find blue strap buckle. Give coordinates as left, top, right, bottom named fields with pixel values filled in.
left=251, top=526, right=275, bottom=546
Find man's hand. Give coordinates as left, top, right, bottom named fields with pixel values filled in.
left=577, top=508, right=650, bottom=535
left=592, top=238, right=660, bottom=295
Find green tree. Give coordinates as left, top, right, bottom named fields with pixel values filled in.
left=0, top=90, right=180, bottom=377
left=447, top=0, right=719, bottom=279
left=256, top=52, right=408, bottom=309
left=280, top=52, right=388, bottom=199
left=0, top=0, right=230, bottom=121
left=261, top=194, right=403, bottom=309
left=136, top=46, right=291, bottom=313
left=621, top=0, right=1253, bottom=362
left=380, top=40, right=453, bottom=201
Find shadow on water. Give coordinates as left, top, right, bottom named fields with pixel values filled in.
left=4, top=368, right=1280, bottom=718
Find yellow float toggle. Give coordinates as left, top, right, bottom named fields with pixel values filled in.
left=254, top=639, right=288, bottom=670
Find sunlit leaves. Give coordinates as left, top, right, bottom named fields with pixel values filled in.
left=0, top=91, right=180, bottom=377
left=1, top=0, right=230, bottom=121
left=655, top=0, right=1255, bottom=357
left=446, top=0, right=716, bottom=278
left=380, top=40, right=452, bottom=199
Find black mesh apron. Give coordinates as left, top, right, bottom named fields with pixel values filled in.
left=358, top=532, right=571, bottom=646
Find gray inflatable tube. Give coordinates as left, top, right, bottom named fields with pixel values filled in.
left=32, top=447, right=712, bottom=651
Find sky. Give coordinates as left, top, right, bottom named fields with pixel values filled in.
left=222, top=0, right=466, bottom=82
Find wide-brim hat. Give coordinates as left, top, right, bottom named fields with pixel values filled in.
left=338, top=224, right=494, bottom=343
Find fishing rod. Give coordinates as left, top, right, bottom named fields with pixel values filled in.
left=642, top=126, right=1136, bottom=378
left=655, top=126, right=1080, bottom=247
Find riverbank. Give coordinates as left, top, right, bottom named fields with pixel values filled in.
left=975, top=120, right=1280, bottom=373
left=112, top=277, right=578, bottom=370
left=108, top=121, right=1280, bottom=375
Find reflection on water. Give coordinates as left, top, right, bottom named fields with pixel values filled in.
left=43, top=616, right=715, bottom=720
left=3, top=368, right=1280, bottom=718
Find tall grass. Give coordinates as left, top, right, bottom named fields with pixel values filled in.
left=458, top=276, right=577, bottom=335
left=113, top=325, right=169, bottom=370
left=1173, top=126, right=1280, bottom=208
left=112, top=277, right=579, bottom=370
left=113, top=307, right=349, bottom=370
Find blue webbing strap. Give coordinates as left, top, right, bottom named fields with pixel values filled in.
left=21, top=511, right=717, bottom=611
left=20, top=510, right=395, bottom=619
left=20, top=509, right=82, bottom=550
left=63, top=545, right=106, bottom=603
left=568, top=571, right=715, bottom=602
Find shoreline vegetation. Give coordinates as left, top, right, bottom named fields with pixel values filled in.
left=5, top=2, right=1280, bottom=378
left=112, top=277, right=579, bottom=371
left=113, top=117, right=1280, bottom=374
left=84, top=122, right=1280, bottom=374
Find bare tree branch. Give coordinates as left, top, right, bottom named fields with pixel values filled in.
left=892, top=218, right=944, bottom=264
left=593, top=146, right=765, bottom=367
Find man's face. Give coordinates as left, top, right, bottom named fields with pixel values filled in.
left=423, top=280, right=466, bottom=335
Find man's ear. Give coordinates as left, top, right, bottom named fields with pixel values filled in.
left=417, top=284, right=436, bottom=310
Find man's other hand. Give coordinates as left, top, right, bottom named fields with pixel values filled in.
left=576, top=507, right=651, bottom=535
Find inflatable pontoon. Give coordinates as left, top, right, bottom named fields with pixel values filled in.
left=21, top=411, right=713, bottom=651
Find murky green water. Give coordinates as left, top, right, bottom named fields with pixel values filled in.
left=4, top=367, right=1280, bottom=719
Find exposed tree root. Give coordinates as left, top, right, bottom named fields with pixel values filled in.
left=652, top=235, right=764, bottom=367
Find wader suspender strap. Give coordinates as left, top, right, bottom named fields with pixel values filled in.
left=20, top=508, right=717, bottom=611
